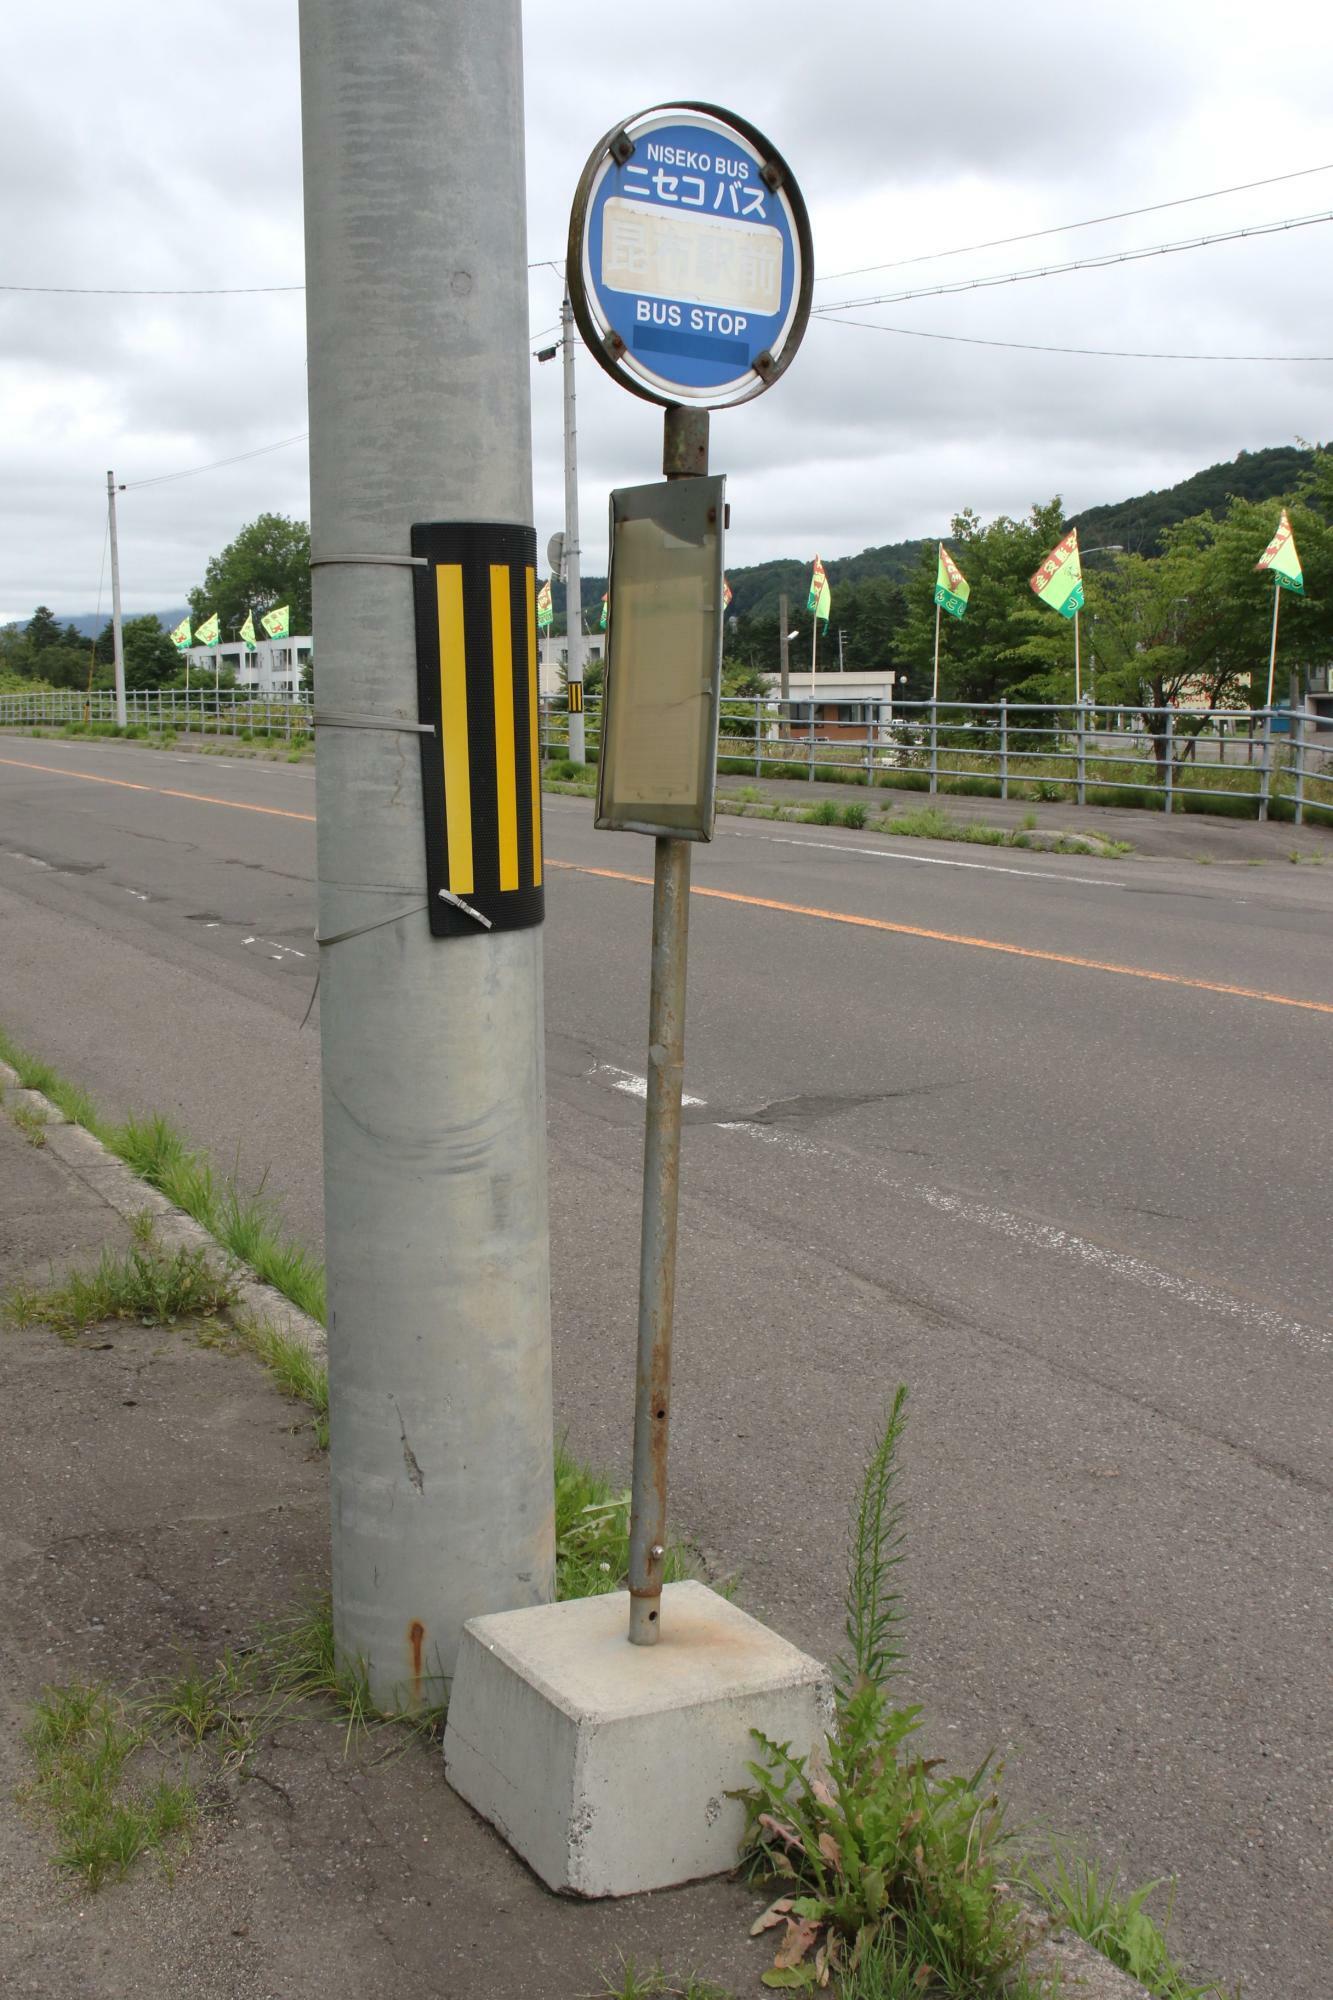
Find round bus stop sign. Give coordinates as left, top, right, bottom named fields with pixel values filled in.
left=567, top=101, right=812, bottom=410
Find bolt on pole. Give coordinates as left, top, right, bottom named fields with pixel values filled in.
left=298, top=0, right=554, bottom=1707
left=106, top=472, right=127, bottom=729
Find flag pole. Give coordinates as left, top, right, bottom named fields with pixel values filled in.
left=932, top=600, right=941, bottom=705
left=809, top=604, right=818, bottom=760
left=1074, top=606, right=1082, bottom=706
left=1265, top=576, right=1281, bottom=709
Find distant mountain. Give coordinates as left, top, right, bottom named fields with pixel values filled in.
left=9, top=604, right=189, bottom=636
left=13, top=608, right=189, bottom=638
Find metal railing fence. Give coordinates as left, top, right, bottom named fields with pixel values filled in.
left=0, top=685, right=313, bottom=740
left=535, top=694, right=1333, bottom=827
left=5, top=686, right=1330, bottom=826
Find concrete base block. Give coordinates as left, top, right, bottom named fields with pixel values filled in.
left=443, top=1579, right=832, bottom=1898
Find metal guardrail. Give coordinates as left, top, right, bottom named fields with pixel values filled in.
left=537, top=693, right=1333, bottom=827
left=5, top=686, right=1329, bottom=827
left=0, top=686, right=312, bottom=740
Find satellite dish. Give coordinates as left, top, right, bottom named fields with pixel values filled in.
left=547, top=532, right=566, bottom=582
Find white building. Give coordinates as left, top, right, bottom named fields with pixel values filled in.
left=538, top=633, right=604, bottom=699
left=759, top=669, right=900, bottom=738
left=182, top=636, right=312, bottom=694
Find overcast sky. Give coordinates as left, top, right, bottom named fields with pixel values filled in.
left=3, top=0, right=1332, bottom=622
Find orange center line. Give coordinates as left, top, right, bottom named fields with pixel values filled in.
left=6, top=755, right=1328, bottom=1016
left=545, top=858, right=1333, bottom=1017
left=0, top=755, right=317, bottom=823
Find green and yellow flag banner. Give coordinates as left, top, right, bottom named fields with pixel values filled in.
left=934, top=545, right=969, bottom=621
left=599, top=593, right=608, bottom=631
left=1255, top=509, right=1304, bottom=595
left=169, top=615, right=192, bottom=650
left=194, top=612, right=220, bottom=647
left=1029, top=529, right=1083, bottom=621
left=807, top=555, right=831, bottom=631
left=239, top=611, right=257, bottom=651
left=723, top=575, right=733, bottom=610
left=261, top=605, right=290, bottom=639
left=536, top=578, right=553, bottom=630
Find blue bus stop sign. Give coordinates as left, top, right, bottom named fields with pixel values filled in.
left=567, top=102, right=812, bottom=410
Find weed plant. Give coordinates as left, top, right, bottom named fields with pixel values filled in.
left=736, top=1388, right=1023, bottom=1994
left=8, top=1236, right=235, bottom=1335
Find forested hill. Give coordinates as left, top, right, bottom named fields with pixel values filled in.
left=668, top=443, right=1324, bottom=625
left=1067, top=444, right=1323, bottom=555
left=28, top=445, right=1322, bottom=635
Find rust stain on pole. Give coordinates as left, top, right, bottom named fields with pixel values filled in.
left=408, top=1618, right=426, bottom=1701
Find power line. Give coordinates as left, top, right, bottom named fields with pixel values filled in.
left=2, top=281, right=305, bottom=298
left=814, top=160, right=1333, bottom=283
left=812, top=209, right=1333, bottom=315
left=125, top=432, right=309, bottom=491
left=817, top=314, right=1333, bottom=363
left=2, top=258, right=564, bottom=298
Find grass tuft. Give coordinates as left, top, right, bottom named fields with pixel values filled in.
left=8, top=1236, right=235, bottom=1336
left=597, top=1960, right=733, bottom=2000
left=1024, top=1851, right=1230, bottom=2000
left=12, top=1102, right=49, bottom=1147
left=233, top=1316, right=330, bottom=1448
left=553, top=1440, right=697, bottom=1602
left=24, top=1682, right=198, bottom=1889
left=0, top=1037, right=326, bottom=1328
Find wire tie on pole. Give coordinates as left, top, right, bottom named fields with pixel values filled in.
left=438, top=889, right=493, bottom=930
left=308, top=553, right=428, bottom=569
left=313, top=711, right=435, bottom=734
left=314, top=902, right=429, bottom=948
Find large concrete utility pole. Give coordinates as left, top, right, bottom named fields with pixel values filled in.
left=106, top=471, right=127, bottom=728
left=298, top=0, right=554, bottom=1707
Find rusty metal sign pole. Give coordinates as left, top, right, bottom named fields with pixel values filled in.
left=627, top=405, right=710, bottom=1646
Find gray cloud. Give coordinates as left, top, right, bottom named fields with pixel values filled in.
left=3, top=0, right=1333, bottom=621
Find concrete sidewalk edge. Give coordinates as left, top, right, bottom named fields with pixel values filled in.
left=0, top=1059, right=325, bottom=1363
left=0, top=1061, right=1156, bottom=1999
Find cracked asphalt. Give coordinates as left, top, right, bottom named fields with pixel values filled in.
left=0, top=735, right=1329, bottom=2000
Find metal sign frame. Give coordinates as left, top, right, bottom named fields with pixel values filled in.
left=567, top=101, right=812, bottom=411
left=595, top=473, right=726, bottom=840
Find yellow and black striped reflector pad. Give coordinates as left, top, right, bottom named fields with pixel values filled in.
left=411, top=522, right=544, bottom=939
left=568, top=679, right=584, bottom=714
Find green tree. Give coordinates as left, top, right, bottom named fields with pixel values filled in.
left=189, top=513, right=311, bottom=636
left=32, top=644, right=90, bottom=691
left=0, top=622, right=35, bottom=679
left=719, top=657, right=770, bottom=738
left=119, top=615, right=180, bottom=690
left=899, top=501, right=1069, bottom=700
left=25, top=605, right=62, bottom=651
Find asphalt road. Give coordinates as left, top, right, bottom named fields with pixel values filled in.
left=1, top=737, right=1329, bottom=2000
